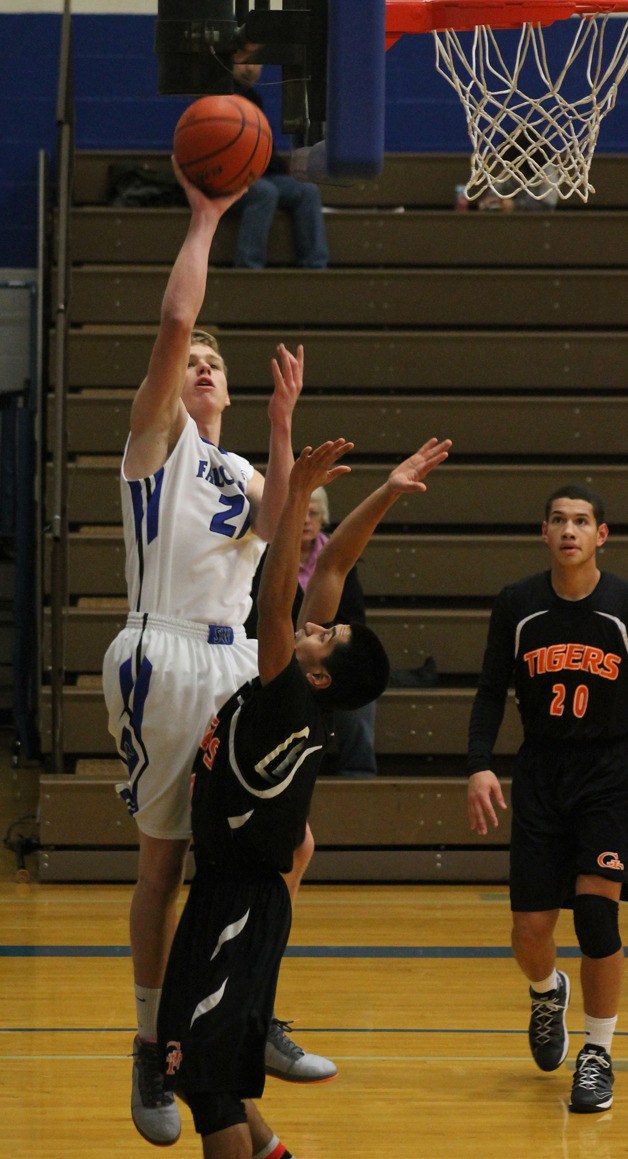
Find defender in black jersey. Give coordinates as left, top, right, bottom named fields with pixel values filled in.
left=157, top=435, right=451, bottom=1157
left=467, top=484, right=627, bottom=1114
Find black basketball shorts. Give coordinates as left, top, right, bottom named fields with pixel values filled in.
left=509, top=737, right=628, bottom=912
left=158, top=870, right=291, bottom=1097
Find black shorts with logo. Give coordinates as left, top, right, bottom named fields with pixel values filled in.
left=509, top=736, right=628, bottom=912
left=158, top=868, right=291, bottom=1097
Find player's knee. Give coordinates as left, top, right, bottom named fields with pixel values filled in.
left=512, top=909, right=556, bottom=946
left=137, top=847, right=187, bottom=896
left=183, top=1090, right=247, bottom=1137
left=573, top=893, right=621, bottom=959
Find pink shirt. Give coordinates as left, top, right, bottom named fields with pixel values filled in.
left=298, top=531, right=329, bottom=592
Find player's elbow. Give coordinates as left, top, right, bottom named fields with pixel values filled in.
left=159, top=306, right=196, bottom=340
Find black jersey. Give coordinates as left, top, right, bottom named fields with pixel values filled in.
left=158, top=657, right=330, bottom=1096
left=191, top=655, right=329, bottom=878
left=468, top=570, right=628, bottom=773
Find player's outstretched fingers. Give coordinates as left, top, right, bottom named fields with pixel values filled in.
left=292, top=440, right=353, bottom=492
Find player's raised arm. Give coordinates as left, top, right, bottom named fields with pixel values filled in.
left=126, top=161, right=244, bottom=476
left=248, top=343, right=305, bottom=542
left=256, top=441, right=353, bottom=686
left=299, top=437, right=452, bottom=629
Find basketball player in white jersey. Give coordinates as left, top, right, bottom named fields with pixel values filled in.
left=102, top=160, right=333, bottom=1148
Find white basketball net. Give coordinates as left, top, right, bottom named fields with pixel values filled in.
left=433, top=13, right=628, bottom=200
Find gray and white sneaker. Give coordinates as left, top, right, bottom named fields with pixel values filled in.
left=265, top=1017, right=337, bottom=1083
left=131, top=1035, right=181, bottom=1146
left=528, top=970, right=570, bottom=1071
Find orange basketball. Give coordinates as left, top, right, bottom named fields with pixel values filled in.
left=173, top=93, right=273, bottom=197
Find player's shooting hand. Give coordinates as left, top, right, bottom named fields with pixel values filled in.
left=268, top=343, right=305, bottom=421
left=171, top=156, right=246, bottom=218
left=387, top=437, right=452, bottom=495
left=467, top=770, right=508, bottom=835
left=290, top=439, right=354, bottom=495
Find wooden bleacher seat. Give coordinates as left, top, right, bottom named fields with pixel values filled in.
left=51, top=389, right=628, bottom=458
left=42, top=604, right=490, bottom=677
left=52, top=328, right=628, bottom=391
left=56, top=264, right=628, bottom=328
left=45, top=459, right=628, bottom=528
left=42, top=529, right=628, bottom=602
left=70, top=150, right=628, bottom=210
left=63, top=203, right=628, bottom=267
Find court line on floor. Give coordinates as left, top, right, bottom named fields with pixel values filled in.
left=0, top=944, right=587, bottom=957
left=0, top=893, right=511, bottom=907
left=0, top=1054, right=575, bottom=1064
left=2, top=1027, right=626, bottom=1037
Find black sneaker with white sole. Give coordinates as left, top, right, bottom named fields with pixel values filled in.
left=528, top=970, right=570, bottom=1071
left=570, top=1045, right=614, bottom=1113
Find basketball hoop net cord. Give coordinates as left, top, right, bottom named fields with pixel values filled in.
left=385, top=1, right=628, bottom=200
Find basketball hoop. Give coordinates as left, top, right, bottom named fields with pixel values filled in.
left=385, top=1, right=628, bottom=201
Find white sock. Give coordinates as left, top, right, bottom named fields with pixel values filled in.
left=531, top=970, right=558, bottom=995
left=253, top=1139, right=278, bottom=1159
left=134, top=984, right=161, bottom=1040
left=584, top=1014, right=617, bottom=1054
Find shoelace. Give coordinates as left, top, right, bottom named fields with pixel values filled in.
left=134, top=1039, right=174, bottom=1106
left=268, top=1018, right=305, bottom=1060
left=575, top=1051, right=611, bottom=1091
left=530, top=993, right=564, bottom=1045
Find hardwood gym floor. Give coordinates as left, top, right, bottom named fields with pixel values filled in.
left=1, top=726, right=626, bottom=1158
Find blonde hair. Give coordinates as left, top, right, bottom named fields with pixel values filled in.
left=190, top=329, right=228, bottom=377
left=310, top=486, right=330, bottom=527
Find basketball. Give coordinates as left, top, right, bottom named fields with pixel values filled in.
left=173, top=94, right=273, bottom=197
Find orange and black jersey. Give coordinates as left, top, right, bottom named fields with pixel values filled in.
left=467, top=570, right=628, bottom=774
left=191, top=656, right=329, bottom=878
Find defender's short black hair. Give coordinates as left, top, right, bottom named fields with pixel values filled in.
left=544, top=484, right=605, bottom=526
left=314, top=622, right=390, bottom=711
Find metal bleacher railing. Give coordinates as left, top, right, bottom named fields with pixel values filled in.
left=48, top=0, right=74, bottom=773
left=0, top=277, right=40, bottom=761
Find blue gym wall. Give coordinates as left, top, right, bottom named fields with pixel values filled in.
left=2, top=9, right=628, bottom=268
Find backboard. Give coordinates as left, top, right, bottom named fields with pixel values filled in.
left=155, top=1, right=387, bottom=178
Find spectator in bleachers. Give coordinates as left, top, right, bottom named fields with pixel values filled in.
left=230, top=51, right=329, bottom=269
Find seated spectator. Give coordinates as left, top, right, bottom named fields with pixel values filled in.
left=231, top=51, right=329, bottom=269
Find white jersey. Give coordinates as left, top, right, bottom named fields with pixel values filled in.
left=121, top=414, right=266, bottom=625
